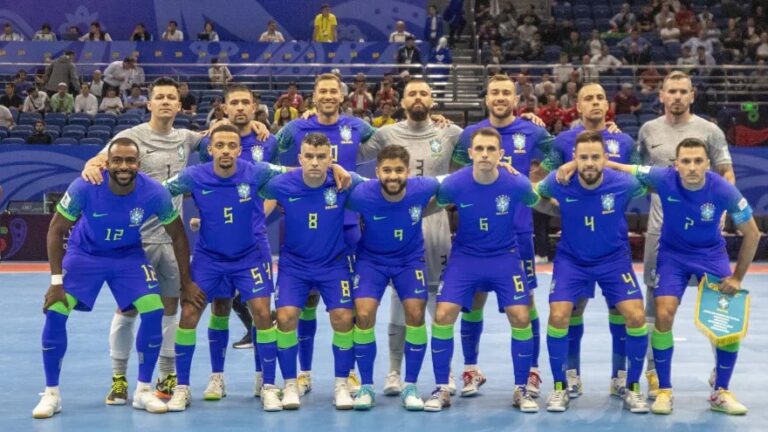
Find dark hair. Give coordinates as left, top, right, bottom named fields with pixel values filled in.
left=35, top=119, right=46, bottom=126
left=108, top=137, right=140, bottom=156
left=675, top=138, right=708, bottom=158
left=149, top=76, right=180, bottom=98
left=90, top=21, right=101, bottom=28
left=377, top=144, right=410, bottom=166
left=169, top=20, right=178, bottom=26
left=573, top=130, right=604, bottom=151
left=42, top=23, right=51, bottom=31
left=301, top=132, right=331, bottom=148
left=405, top=35, right=415, bottom=42
left=224, top=84, right=253, bottom=101
left=470, top=127, right=502, bottom=147
left=209, top=124, right=241, bottom=142
left=211, top=58, right=220, bottom=64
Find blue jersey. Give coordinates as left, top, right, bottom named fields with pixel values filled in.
left=536, top=169, right=646, bottom=264
left=544, top=125, right=640, bottom=170
left=453, top=118, right=553, bottom=234
left=275, top=115, right=376, bottom=170
left=164, top=161, right=284, bottom=259
left=436, top=167, right=539, bottom=257
left=57, top=172, right=178, bottom=256
left=347, top=177, right=439, bottom=266
left=199, top=132, right=279, bottom=164
left=636, top=166, right=753, bottom=256
left=260, top=169, right=365, bottom=269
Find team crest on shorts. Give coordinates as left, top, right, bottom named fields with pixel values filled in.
left=129, top=207, right=145, bottom=226
left=601, top=193, right=615, bottom=214
left=340, top=125, right=353, bottom=143
left=513, top=133, right=527, bottom=153
left=429, top=138, right=442, bottom=154
left=495, top=194, right=510, bottom=214
left=177, top=145, right=185, bottom=161
left=251, top=145, right=264, bottom=162
left=237, top=183, right=252, bottom=202
left=409, top=205, right=422, bottom=224
left=606, top=139, right=620, bottom=156
left=324, top=187, right=338, bottom=208
left=700, top=202, right=715, bottom=221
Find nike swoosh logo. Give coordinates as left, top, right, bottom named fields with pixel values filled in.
left=42, top=347, right=55, bottom=351
left=355, top=354, right=366, bottom=358
left=414, top=289, right=426, bottom=294
left=373, top=215, right=387, bottom=221
left=288, top=197, right=302, bottom=202
left=146, top=149, right=159, bottom=154
left=565, top=198, right=578, bottom=203
left=93, top=212, right=109, bottom=217
left=149, top=343, right=162, bottom=348
left=666, top=196, right=680, bottom=202
left=459, top=203, right=473, bottom=208
left=148, top=284, right=159, bottom=289
left=519, top=353, right=532, bottom=358
left=409, top=347, right=424, bottom=352
left=253, top=287, right=265, bottom=293
left=263, top=358, right=276, bottom=363
left=340, top=298, right=352, bottom=304
left=650, top=144, right=664, bottom=148
left=433, top=349, right=447, bottom=353
left=627, top=289, right=639, bottom=295
left=201, top=189, right=214, bottom=195
left=514, top=294, right=527, bottom=300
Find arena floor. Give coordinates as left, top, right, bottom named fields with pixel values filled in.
left=2, top=263, right=766, bottom=432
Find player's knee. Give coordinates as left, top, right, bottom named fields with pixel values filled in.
left=434, top=308, right=456, bottom=325
left=276, top=309, right=298, bottom=331
left=250, top=306, right=272, bottom=328
left=211, top=298, right=232, bottom=316
left=654, top=307, right=675, bottom=330
left=329, top=309, right=353, bottom=331
left=179, top=303, right=201, bottom=325
left=623, top=310, right=646, bottom=328
left=354, top=309, right=376, bottom=329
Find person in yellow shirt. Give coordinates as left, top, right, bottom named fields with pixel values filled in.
left=372, top=101, right=396, bottom=127
left=313, top=4, right=338, bottom=42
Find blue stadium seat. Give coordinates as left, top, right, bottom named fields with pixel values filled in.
left=117, top=116, right=140, bottom=126
left=575, top=19, right=594, bottom=33
left=573, top=5, right=591, bottom=19
left=87, top=130, right=111, bottom=141
left=173, top=118, right=191, bottom=129
left=94, top=115, right=117, bottom=127
left=112, top=124, right=134, bottom=135
left=44, top=113, right=67, bottom=128
left=88, top=124, right=112, bottom=134
left=1, top=137, right=27, bottom=145
left=125, top=108, right=146, bottom=117
left=12, top=124, right=33, bottom=132
left=80, top=137, right=105, bottom=146
left=9, top=129, right=31, bottom=140
left=622, top=126, right=639, bottom=138
left=592, top=6, right=612, bottom=20
left=0, top=129, right=7, bottom=140
left=61, top=126, right=85, bottom=140
left=664, top=42, right=681, bottom=60
left=638, top=113, right=656, bottom=124
left=53, top=137, right=79, bottom=145
left=68, top=113, right=93, bottom=127
left=46, top=130, right=60, bottom=140
left=615, top=114, right=639, bottom=127
left=8, top=107, right=19, bottom=123
left=18, top=112, right=42, bottom=125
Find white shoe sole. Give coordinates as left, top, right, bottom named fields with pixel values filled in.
left=383, top=386, right=402, bottom=396
left=32, top=406, right=61, bottom=419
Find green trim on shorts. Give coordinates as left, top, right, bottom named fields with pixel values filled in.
left=528, top=305, right=539, bottom=321
left=462, top=309, right=484, bottom=322
left=133, top=294, right=163, bottom=313
left=332, top=329, right=354, bottom=349
left=176, top=328, right=196, bottom=346
left=256, top=327, right=277, bottom=344
left=651, top=329, right=674, bottom=350
left=547, top=325, right=568, bottom=338
left=406, top=324, right=427, bottom=345
left=431, top=323, right=454, bottom=340
left=208, top=314, right=229, bottom=330
left=299, top=306, right=317, bottom=320
left=717, top=341, right=740, bottom=353
left=608, top=314, right=626, bottom=325
left=626, top=324, right=648, bottom=337
left=569, top=316, right=584, bottom=326
left=276, top=328, right=298, bottom=348
left=48, top=293, right=78, bottom=316
left=511, top=325, right=533, bottom=341
left=353, top=325, right=376, bottom=345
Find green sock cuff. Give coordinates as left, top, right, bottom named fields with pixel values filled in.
left=256, top=327, right=277, bottom=344
left=299, top=307, right=317, bottom=321
left=569, top=316, right=584, bottom=326
left=529, top=306, right=539, bottom=321
left=276, top=328, right=298, bottom=348
left=717, top=341, right=740, bottom=353
left=547, top=325, right=569, bottom=338
left=133, top=294, right=163, bottom=313
left=175, top=328, right=196, bottom=346
left=626, top=324, right=648, bottom=337
left=608, top=314, right=626, bottom=325
left=405, top=324, right=428, bottom=345
left=48, top=293, right=78, bottom=316
left=333, top=329, right=354, bottom=349
left=431, top=323, right=454, bottom=340
left=651, top=329, right=674, bottom=350
left=462, top=309, right=484, bottom=322
left=208, top=314, right=229, bottom=330
left=353, top=325, right=376, bottom=345
left=511, top=325, right=533, bottom=341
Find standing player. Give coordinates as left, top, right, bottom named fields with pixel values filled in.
left=535, top=131, right=649, bottom=413
left=608, top=139, right=759, bottom=415
left=450, top=74, right=553, bottom=398
left=33, top=138, right=202, bottom=418
left=424, top=128, right=541, bottom=412
left=260, top=133, right=363, bottom=410
left=346, top=145, right=440, bottom=410
left=637, top=71, right=735, bottom=397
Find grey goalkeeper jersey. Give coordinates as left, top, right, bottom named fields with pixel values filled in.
left=100, top=123, right=202, bottom=243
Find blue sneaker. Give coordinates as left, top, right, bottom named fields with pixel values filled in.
left=353, top=384, right=375, bottom=410
left=401, top=384, right=425, bottom=411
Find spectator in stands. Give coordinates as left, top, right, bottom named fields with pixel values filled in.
left=255, top=109, right=270, bottom=129
left=517, top=15, right=538, bottom=44
left=618, top=29, right=651, bottom=64
left=591, top=45, right=624, bottom=74
left=655, top=3, right=674, bottom=30
left=0, top=104, right=14, bottom=129
left=43, top=51, right=79, bottom=96
left=756, top=32, right=768, bottom=61
left=397, top=36, right=422, bottom=74
left=278, top=82, right=303, bottom=110
left=330, top=68, right=349, bottom=97
left=27, top=120, right=51, bottom=145
left=161, top=20, right=184, bottom=41
left=313, top=4, right=338, bottom=42
left=130, top=23, right=152, bottom=41
left=611, top=83, right=641, bottom=115
left=534, top=73, right=554, bottom=97
left=537, top=16, right=559, bottom=45
left=553, top=52, right=574, bottom=87
left=743, top=18, right=763, bottom=55
left=259, top=20, right=285, bottom=42
left=375, top=77, right=399, bottom=108
left=49, top=82, right=74, bottom=114
left=579, top=54, right=600, bottom=83
left=0, top=83, right=23, bottom=109
left=429, top=36, right=452, bottom=69
left=588, top=30, right=604, bottom=57
left=477, top=22, right=501, bottom=46
left=208, top=58, right=232, bottom=88
left=482, top=42, right=504, bottom=70
left=424, top=4, right=444, bottom=45
left=62, top=25, right=81, bottom=41
left=722, top=27, right=744, bottom=62
left=98, top=87, right=123, bottom=115
left=497, top=13, right=517, bottom=40
left=349, top=77, right=373, bottom=112
left=637, top=5, right=656, bottom=33
left=609, top=3, right=637, bottom=34
left=443, top=0, right=465, bottom=47
left=538, top=94, right=563, bottom=132
left=33, top=24, right=56, bottom=41
left=179, top=83, right=197, bottom=115
left=89, top=70, right=104, bottom=99
left=371, top=101, right=396, bottom=127
left=104, top=57, right=142, bottom=96
left=675, top=3, right=699, bottom=40
left=352, top=107, right=372, bottom=124
left=390, top=20, right=413, bottom=44
left=660, top=19, right=681, bottom=45
left=528, top=32, right=544, bottom=60
left=682, top=29, right=714, bottom=56
left=676, top=45, right=697, bottom=69
left=639, top=63, right=663, bottom=93
left=703, top=20, right=721, bottom=43
left=517, top=96, right=538, bottom=115
left=123, top=84, right=148, bottom=111
left=210, top=104, right=226, bottom=125
left=693, top=45, right=717, bottom=69
left=22, top=87, right=48, bottom=114
left=199, top=21, right=219, bottom=41
left=564, top=30, right=587, bottom=62
left=273, top=106, right=297, bottom=131
left=74, top=83, right=98, bottom=116
left=252, top=92, right=270, bottom=119
left=0, top=23, right=23, bottom=41
left=80, top=21, right=112, bottom=41
left=13, top=70, right=32, bottom=96
left=751, top=60, right=768, bottom=90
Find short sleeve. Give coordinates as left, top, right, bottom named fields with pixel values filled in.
left=56, top=179, right=88, bottom=221
left=451, top=129, right=472, bottom=167
left=723, top=183, right=753, bottom=225
left=706, top=126, right=732, bottom=167
left=330, top=15, right=338, bottom=26
left=357, top=128, right=386, bottom=162
left=163, top=167, right=196, bottom=197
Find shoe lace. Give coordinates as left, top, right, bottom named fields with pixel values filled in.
left=462, top=371, right=475, bottom=385
left=528, top=371, right=542, bottom=387
left=549, top=390, right=565, bottom=404
left=111, top=377, right=128, bottom=394
left=628, top=390, right=645, bottom=405
left=402, top=385, right=417, bottom=399
left=160, top=374, right=177, bottom=389
left=657, top=389, right=672, bottom=401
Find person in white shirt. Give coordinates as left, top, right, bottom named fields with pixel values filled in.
left=22, top=87, right=48, bottom=114
left=33, top=24, right=57, bottom=41
left=258, top=20, right=285, bottom=42
left=588, top=30, right=604, bottom=57
left=103, top=57, right=144, bottom=96
left=389, top=21, right=413, bottom=43
left=659, top=19, right=681, bottom=45
left=79, top=21, right=112, bottom=41
left=591, top=45, right=624, bottom=74
left=208, top=59, right=232, bottom=88
left=0, top=23, right=23, bottom=41
left=99, top=87, right=123, bottom=115
left=161, top=20, right=184, bottom=41
left=199, top=21, right=219, bottom=41
left=89, top=70, right=104, bottom=98
left=0, top=104, right=14, bottom=129
left=552, top=52, right=574, bottom=85
left=74, top=83, right=98, bottom=116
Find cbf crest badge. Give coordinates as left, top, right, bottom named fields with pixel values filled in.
left=606, top=139, right=620, bottom=156
left=129, top=207, right=145, bottom=226
left=701, top=202, right=715, bottom=221
left=177, top=145, right=185, bottom=161
left=251, top=145, right=264, bottom=162
left=429, top=138, right=442, bottom=155
left=409, top=205, right=422, bottom=224
left=340, top=125, right=353, bottom=144
left=601, top=193, right=615, bottom=214
left=324, top=187, right=338, bottom=208
left=513, top=133, right=527, bottom=153
left=237, top=183, right=251, bottom=202
left=496, top=194, right=510, bottom=214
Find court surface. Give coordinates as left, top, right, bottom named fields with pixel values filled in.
left=1, top=264, right=765, bottom=432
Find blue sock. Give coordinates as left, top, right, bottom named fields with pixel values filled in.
left=531, top=316, right=541, bottom=368
left=625, top=325, right=648, bottom=387
left=609, top=314, right=627, bottom=378
left=208, top=315, right=229, bottom=374
left=353, top=326, right=376, bottom=385
left=567, top=316, right=584, bottom=373
left=276, top=329, right=298, bottom=380
left=332, top=330, right=354, bottom=378
left=460, top=309, right=483, bottom=365
left=136, top=309, right=162, bottom=383
left=175, top=328, right=196, bottom=386
left=297, top=307, right=317, bottom=372
left=431, top=323, right=454, bottom=385
left=715, top=343, right=740, bottom=390
left=547, top=325, right=569, bottom=386
left=404, top=325, right=427, bottom=384
left=651, top=330, right=674, bottom=389
left=251, top=325, right=262, bottom=372
left=42, top=309, right=69, bottom=387
left=511, top=325, right=534, bottom=386
left=256, top=327, right=278, bottom=385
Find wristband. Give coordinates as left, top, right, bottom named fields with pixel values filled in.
left=51, top=275, right=63, bottom=285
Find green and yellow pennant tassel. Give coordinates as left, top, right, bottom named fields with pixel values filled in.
left=694, top=273, right=750, bottom=347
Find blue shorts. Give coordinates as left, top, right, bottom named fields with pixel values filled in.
left=354, top=258, right=429, bottom=302
left=517, top=232, right=537, bottom=289
left=275, top=265, right=353, bottom=311
left=192, top=248, right=273, bottom=303
left=550, top=255, right=642, bottom=308
left=439, top=252, right=530, bottom=313
left=655, top=249, right=731, bottom=300
left=63, top=249, right=157, bottom=312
